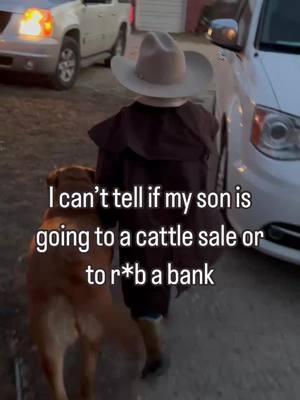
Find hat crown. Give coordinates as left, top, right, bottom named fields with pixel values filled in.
left=136, top=32, right=187, bottom=85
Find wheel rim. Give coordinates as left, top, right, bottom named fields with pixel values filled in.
left=216, top=146, right=227, bottom=193
left=58, top=48, right=76, bottom=83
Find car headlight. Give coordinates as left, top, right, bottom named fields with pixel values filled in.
left=19, top=8, right=53, bottom=38
left=251, top=106, right=300, bottom=160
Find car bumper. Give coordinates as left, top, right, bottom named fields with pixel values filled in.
left=0, top=35, right=60, bottom=74
left=227, top=146, right=300, bottom=266
left=257, top=239, right=300, bottom=266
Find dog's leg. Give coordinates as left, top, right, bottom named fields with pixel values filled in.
left=30, top=297, right=78, bottom=400
left=40, top=348, right=69, bottom=400
left=79, top=336, right=102, bottom=400
left=76, top=311, right=104, bottom=400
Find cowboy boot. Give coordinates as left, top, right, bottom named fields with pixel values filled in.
left=137, top=316, right=170, bottom=379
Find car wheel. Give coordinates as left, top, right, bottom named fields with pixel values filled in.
left=104, top=28, right=127, bottom=68
left=49, top=37, right=80, bottom=90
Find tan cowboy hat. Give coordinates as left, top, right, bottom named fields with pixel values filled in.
left=111, top=31, right=213, bottom=99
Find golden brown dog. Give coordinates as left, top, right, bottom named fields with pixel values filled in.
left=27, top=166, right=140, bottom=400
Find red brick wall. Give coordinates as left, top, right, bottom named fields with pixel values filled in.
left=186, top=0, right=217, bottom=32
left=185, top=0, right=206, bottom=32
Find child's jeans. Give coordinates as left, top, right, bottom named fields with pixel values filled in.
left=121, top=273, right=170, bottom=320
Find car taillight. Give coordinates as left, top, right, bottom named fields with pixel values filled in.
left=19, top=8, right=53, bottom=37
left=130, top=5, right=135, bottom=25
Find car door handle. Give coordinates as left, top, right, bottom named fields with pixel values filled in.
left=98, top=13, right=104, bottom=18
left=218, top=49, right=226, bottom=61
left=111, top=12, right=117, bottom=16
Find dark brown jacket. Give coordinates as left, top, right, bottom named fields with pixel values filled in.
left=89, top=101, right=224, bottom=294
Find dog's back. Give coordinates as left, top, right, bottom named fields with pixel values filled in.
left=27, top=214, right=112, bottom=303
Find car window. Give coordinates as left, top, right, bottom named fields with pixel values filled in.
left=259, top=0, right=300, bottom=53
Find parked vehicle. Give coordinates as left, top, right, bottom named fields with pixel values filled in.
left=0, top=0, right=131, bottom=89
left=208, top=0, right=300, bottom=265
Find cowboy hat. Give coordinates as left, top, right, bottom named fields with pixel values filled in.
left=111, top=31, right=213, bottom=99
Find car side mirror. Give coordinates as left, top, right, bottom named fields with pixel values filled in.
left=207, top=19, right=243, bottom=52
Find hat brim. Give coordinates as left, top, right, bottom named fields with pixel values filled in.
left=111, top=51, right=213, bottom=99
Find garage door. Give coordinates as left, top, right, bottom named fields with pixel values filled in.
left=136, top=0, right=187, bottom=33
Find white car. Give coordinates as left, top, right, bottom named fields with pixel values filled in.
left=208, top=0, right=300, bottom=265
left=0, top=0, right=131, bottom=89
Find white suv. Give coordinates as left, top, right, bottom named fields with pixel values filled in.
left=0, top=0, right=131, bottom=89
left=208, top=0, right=300, bottom=265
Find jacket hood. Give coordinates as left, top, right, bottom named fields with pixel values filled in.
left=88, top=102, right=218, bottom=161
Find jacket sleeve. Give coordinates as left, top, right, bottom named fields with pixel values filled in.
left=95, top=149, right=122, bottom=229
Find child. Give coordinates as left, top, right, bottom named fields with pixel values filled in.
left=89, top=32, right=224, bottom=378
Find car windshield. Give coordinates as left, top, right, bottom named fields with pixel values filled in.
left=259, top=0, right=300, bottom=54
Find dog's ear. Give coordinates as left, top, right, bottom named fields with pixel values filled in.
left=46, top=169, right=60, bottom=188
left=85, top=168, right=96, bottom=183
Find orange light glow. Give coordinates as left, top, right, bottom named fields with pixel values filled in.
left=251, top=109, right=267, bottom=145
left=227, top=29, right=237, bottom=41
left=19, top=8, right=53, bottom=37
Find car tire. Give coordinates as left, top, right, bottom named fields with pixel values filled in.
left=104, top=27, right=127, bottom=68
left=49, top=37, right=80, bottom=91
